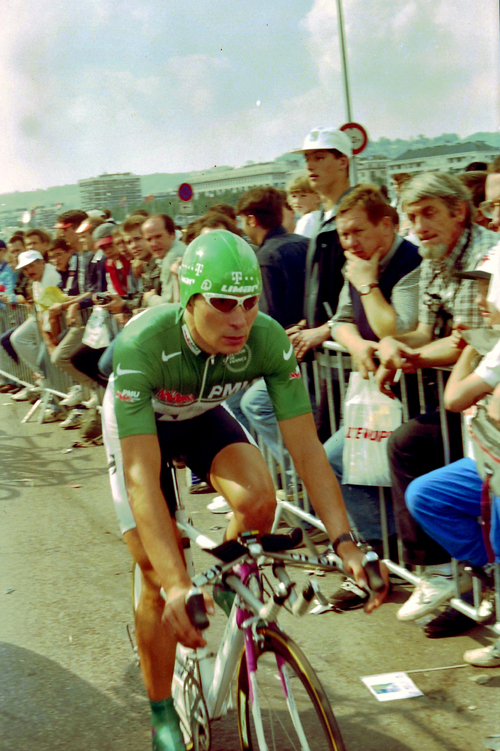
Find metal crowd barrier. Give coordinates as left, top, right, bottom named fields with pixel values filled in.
left=0, top=303, right=121, bottom=424
left=270, top=341, right=500, bottom=636
left=1, top=304, right=498, bottom=635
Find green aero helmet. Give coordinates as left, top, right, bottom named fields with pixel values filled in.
left=179, top=229, right=262, bottom=308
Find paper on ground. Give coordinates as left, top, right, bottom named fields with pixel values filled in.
left=361, top=672, right=423, bottom=701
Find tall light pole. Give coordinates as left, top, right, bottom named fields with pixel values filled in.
left=335, top=0, right=357, bottom=182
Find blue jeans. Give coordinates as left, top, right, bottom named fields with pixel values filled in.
left=225, top=389, right=251, bottom=433
left=240, top=379, right=291, bottom=469
left=406, top=458, right=500, bottom=566
left=324, top=427, right=396, bottom=541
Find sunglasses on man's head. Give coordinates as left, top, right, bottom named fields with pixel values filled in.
left=201, top=292, right=259, bottom=313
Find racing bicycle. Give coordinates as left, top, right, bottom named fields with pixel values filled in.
left=132, top=463, right=384, bottom=751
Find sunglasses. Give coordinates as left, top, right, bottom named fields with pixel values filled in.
left=201, top=292, right=259, bottom=313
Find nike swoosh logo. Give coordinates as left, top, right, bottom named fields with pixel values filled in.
left=116, top=364, right=145, bottom=376
left=162, top=351, right=182, bottom=362
left=283, top=343, right=294, bottom=360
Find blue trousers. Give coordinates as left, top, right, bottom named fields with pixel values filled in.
left=240, top=379, right=286, bottom=466
left=405, top=458, right=500, bottom=566
left=324, top=427, right=396, bottom=541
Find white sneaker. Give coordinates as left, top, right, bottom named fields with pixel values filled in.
left=43, top=407, right=64, bottom=423
left=12, top=387, right=38, bottom=402
left=60, top=385, right=84, bottom=407
left=60, top=408, right=85, bottom=429
left=82, top=392, right=99, bottom=409
left=464, top=642, right=500, bottom=667
left=207, top=496, right=230, bottom=514
left=397, top=574, right=463, bottom=621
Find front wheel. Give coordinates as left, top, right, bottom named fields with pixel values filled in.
left=236, top=626, right=345, bottom=751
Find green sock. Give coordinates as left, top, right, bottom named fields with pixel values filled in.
left=150, top=697, right=186, bottom=751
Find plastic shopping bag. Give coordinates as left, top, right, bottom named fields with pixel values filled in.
left=342, top=373, right=402, bottom=487
left=82, top=306, right=111, bottom=349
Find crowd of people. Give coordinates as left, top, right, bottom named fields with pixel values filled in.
left=1, top=125, right=500, bottom=749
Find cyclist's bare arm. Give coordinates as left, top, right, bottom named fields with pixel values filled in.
left=278, top=413, right=388, bottom=612
left=120, top=434, right=213, bottom=647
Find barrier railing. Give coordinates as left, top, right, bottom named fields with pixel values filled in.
left=0, top=304, right=121, bottom=423
left=1, top=304, right=498, bottom=634
left=271, top=341, right=499, bottom=635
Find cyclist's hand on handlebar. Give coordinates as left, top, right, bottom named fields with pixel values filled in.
left=162, top=585, right=215, bottom=649
left=339, top=545, right=390, bottom=614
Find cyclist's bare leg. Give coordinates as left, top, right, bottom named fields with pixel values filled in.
left=124, top=526, right=182, bottom=701
left=209, top=443, right=276, bottom=539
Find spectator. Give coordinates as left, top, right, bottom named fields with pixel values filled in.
left=457, top=171, right=489, bottom=228
left=46, top=238, right=100, bottom=428
left=289, top=127, right=353, bottom=362
left=4, top=235, right=30, bottom=304
left=142, top=214, right=186, bottom=305
left=24, top=229, right=51, bottom=259
left=0, top=240, right=16, bottom=311
left=465, top=161, right=488, bottom=172
left=69, top=224, right=119, bottom=391
left=236, top=186, right=308, bottom=328
left=391, top=172, right=412, bottom=235
left=76, top=216, right=105, bottom=255
left=197, top=212, right=238, bottom=235
left=324, top=185, right=421, bottom=593
left=10, top=250, right=62, bottom=411
left=405, top=256, right=500, bottom=661
left=376, top=171, right=499, bottom=622
left=205, top=203, right=239, bottom=233
left=481, top=157, right=500, bottom=232
left=287, top=174, right=322, bottom=238
left=54, top=210, right=89, bottom=253
left=278, top=190, right=297, bottom=234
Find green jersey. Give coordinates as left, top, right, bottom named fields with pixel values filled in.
left=112, top=305, right=312, bottom=439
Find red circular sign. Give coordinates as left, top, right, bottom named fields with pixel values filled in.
left=178, top=183, right=193, bottom=202
left=340, top=122, right=369, bottom=155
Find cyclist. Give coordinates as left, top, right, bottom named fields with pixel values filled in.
left=102, top=229, right=387, bottom=751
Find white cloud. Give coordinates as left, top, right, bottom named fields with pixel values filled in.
left=299, top=0, right=499, bottom=141
left=167, top=54, right=231, bottom=113
left=0, top=0, right=498, bottom=193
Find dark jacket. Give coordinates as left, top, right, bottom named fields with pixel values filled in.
left=304, top=207, right=348, bottom=328
left=257, top=226, right=308, bottom=328
left=79, top=251, right=107, bottom=310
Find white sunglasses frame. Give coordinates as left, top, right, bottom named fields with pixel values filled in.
left=201, top=292, right=260, bottom=312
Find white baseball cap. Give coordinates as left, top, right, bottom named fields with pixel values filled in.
left=293, top=127, right=353, bottom=158
left=16, top=250, right=44, bottom=269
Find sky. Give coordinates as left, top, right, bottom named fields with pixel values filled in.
left=0, top=0, right=498, bottom=193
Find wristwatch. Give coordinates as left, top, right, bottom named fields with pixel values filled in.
left=331, top=531, right=357, bottom=555
left=359, top=283, right=379, bottom=296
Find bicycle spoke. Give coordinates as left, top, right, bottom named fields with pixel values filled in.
left=237, top=627, right=345, bottom=751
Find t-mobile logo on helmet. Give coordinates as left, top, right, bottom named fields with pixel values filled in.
left=195, top=263, right=204, bottom=276
left=231, top=271, right=243, bottom=284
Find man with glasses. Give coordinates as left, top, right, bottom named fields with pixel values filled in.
left=102, top=230, right=387, bottom=751
left=375, top=172, right=499, bottom=628
left=482, top=156, right=500, bottom=232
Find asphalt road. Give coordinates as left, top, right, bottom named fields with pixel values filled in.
left=1, top=396, right=499, bottom=751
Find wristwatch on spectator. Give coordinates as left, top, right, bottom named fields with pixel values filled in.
left=359, top=283, right=379, bottom=296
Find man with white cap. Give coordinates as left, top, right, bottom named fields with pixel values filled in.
left=240, top=128, right=353, bottom=469
left=10, top=250, right=62, bottom=405
left=290, top=127, right=353, bottom=360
